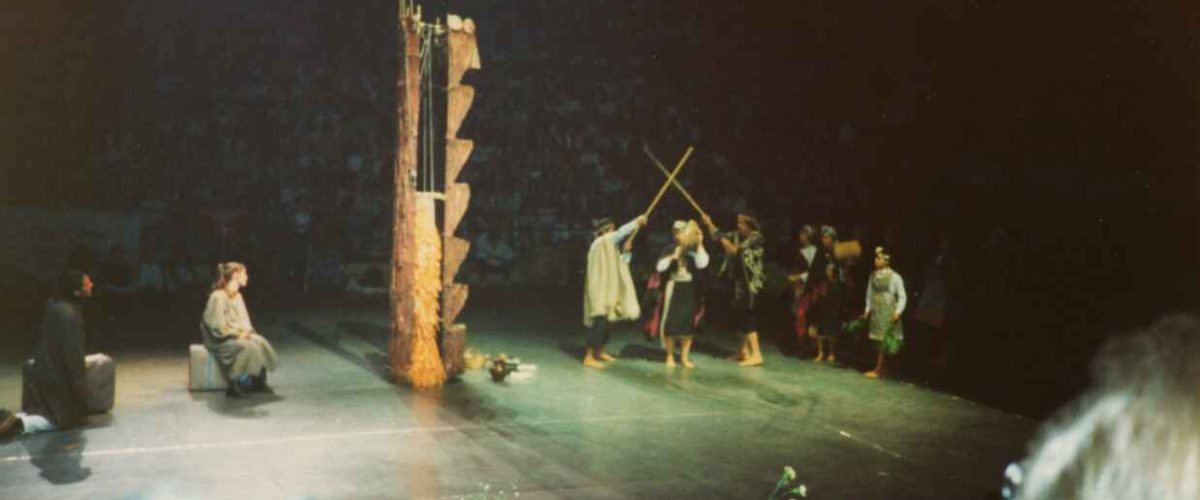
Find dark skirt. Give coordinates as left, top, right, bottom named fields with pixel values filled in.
left=812, top=317, right=843, bottom=339
left=661, top=280, right=700, bottom=337
left=808, top=299, right=844, bottom=338
left=728, top=302, right=759, bottom=334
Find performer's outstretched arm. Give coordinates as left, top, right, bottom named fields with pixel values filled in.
left=701, top=215, right=739, bottom=255
left=611, top=215, right=647, bottom=245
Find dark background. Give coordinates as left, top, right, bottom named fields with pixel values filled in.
left=1, top=0, right=1197, bottom=418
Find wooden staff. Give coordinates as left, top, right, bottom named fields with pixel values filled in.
left=628, top=146, right=694, bottom=242
left=642, top=144, right=710, bottom=220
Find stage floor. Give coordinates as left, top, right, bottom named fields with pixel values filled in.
left=0, top=295, right=1033, bottom=499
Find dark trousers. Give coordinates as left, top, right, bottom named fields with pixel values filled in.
left=587, top=316, right=610, bottom=351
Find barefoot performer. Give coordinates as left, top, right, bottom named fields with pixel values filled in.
left=655, top=220, right=709, bottom=368
left=863, top=246, right=906, bottom=378
left=583, top=215, right=647, bottom=368
left=703, top=210, right=766, bottom=367
left=645, top=146, right=765, bottom=366
left=582, top=146, right=694, bottom=368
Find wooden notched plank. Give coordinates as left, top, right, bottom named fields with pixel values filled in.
left=447, top=24, right=481, bottom=88
left=443, top=236, right=470, bottom=285
left=443, top=283, right=470, bottom=328
left=441, top=323, right=468, bottom=379
left=443, top=182, right=471, bottom=238
left=445, top=139, right=474, bottom=185
left=446, top=86, right=475, bottom=139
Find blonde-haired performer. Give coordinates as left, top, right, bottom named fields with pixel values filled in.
left=655, top=220, right=709, bottom=368
left=862, top=247, right=906, bottom=379
left=201, top=262, right=279, bottom=398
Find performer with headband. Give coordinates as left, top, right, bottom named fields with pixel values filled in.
left=582, top=215, right=646, bottom=368
left=863, top=246, right=907, bottom=378
left=703, top=210, right=766, bottom=367
left=805, top=225, right=845, bottom=362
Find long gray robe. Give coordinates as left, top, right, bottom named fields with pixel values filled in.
left=23, top=299, right=89, bottom=429
left=200, top=290, right=278, bottom=379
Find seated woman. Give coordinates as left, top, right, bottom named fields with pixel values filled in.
left=201, top=262, right=279, bottom=398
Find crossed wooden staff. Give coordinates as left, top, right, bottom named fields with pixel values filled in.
left=626, top=144, right=711, bottom=244
left=642, top=144, right=710, bottom=221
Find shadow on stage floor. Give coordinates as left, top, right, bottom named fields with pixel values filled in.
left=190, top=391, right=285, bottom=419
left=23, top=431, right=91, bottom=485
left=287, top=320, right=392, bottom=383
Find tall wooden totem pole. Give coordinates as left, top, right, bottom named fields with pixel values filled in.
left=390, top=5, right=480, bottom=389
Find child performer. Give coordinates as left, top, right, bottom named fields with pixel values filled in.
left=863, top=247, right=906, bottom=378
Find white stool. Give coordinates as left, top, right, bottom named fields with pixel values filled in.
left=85, top=353, right=116, bottom=413
left=188, top=345, right=227, bottom=391
left=22, top=354, right=116, bottom=414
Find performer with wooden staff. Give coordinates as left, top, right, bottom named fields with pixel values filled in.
left=582, top=146, right=693, bottom=368
left=582, top=215, right=646, bottom=368
left=702, top=209, right=766, bottom=367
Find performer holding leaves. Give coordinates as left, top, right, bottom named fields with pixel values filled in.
left=862, top=247, right=907, bottom=378
left=583, top=215, right=646, bottom=368
left=655, top=220, right=709, bottom=368
left=703, top=210, right=766, bottom=367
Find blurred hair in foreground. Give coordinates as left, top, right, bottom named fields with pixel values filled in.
left=1009, top=315, right=1200, bottom=500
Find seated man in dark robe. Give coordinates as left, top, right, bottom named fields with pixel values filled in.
left=0, top=270, right=94, bottom=438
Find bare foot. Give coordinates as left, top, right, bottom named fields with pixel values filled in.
left=827, top=354, right=836, bottom=364
left=812, top=354, right=825, bottom=362
left=598, top=352, right=617, bottom=362
left=665, top=357, right=677, bottom=368
left=864, top=370, right=879, bottom=379
left=681, top=359, right=695, bottom=369
left=584, top=357, right=607, bottom=369
left=738, top=357, right=764, bottom=367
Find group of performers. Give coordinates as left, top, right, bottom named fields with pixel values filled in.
left=582, top=209, right=909, bottom=379
left=789, top=225, right=908, bottom=378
